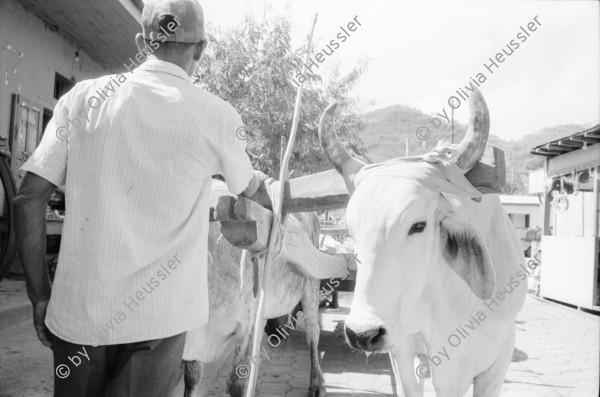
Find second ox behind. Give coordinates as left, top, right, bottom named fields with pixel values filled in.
left=181, top=180, right=330, bottom=397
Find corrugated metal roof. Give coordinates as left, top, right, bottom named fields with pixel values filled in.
left=530, top=124, right=600, bottom=158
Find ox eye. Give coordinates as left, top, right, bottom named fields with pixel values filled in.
left=408, top=221, right=426, bottom=235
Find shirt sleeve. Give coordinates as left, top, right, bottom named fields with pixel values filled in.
left=20, top=100, right=69, bottom=187
left=215, top=106, right=255, bottom=195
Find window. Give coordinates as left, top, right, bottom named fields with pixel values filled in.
left=53, top=73, right=75, bottom=99
left=507, top=213, right=529, bottom=228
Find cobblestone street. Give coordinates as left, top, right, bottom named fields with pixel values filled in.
left=172, top=292, right=600, bottom=396
left=1, top=289, right=598, bottom=396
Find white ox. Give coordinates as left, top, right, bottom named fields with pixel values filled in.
left=319, top=90, right=526, bottom=397
left=181, top=180, right=327, bottom=397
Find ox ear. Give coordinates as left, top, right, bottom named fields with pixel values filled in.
left=439, top=213, right=496, bottom=300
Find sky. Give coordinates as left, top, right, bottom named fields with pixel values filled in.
left=198, top=0, right=599, bottom=141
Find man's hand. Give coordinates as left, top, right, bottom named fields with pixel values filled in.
left=242, top=170, right=274, bottom=210
left=32, top=298, right=52, bottom=347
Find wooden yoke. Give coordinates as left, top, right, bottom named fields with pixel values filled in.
left=212, top=144, right=506, bottom=251
left=279, top=144, right=506, bottom=214
left=214, top=194, right=349, bottom=280
left=464, top=145, right=506, bottom=193
left=282, top=169, right=349, bottom=213
left=215, top=195, right=272, bottom=252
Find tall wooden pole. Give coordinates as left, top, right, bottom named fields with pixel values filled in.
left=451, top=104, right=455, bottom=144
left=244, top=14, right=318, bottom=397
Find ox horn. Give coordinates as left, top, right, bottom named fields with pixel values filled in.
left=319, top=103, right=365, bottom=193
left=455, top=88, right=490, bottom=169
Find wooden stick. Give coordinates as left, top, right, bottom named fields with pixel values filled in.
left=244, top=13, right=319, bottom=397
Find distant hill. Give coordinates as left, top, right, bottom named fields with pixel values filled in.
left=359, top=105, right=593, bottom=194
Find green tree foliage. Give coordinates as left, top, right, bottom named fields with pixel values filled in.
left=194, top=14, right=369, bottom=177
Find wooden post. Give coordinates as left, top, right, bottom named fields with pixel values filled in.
left=591, top=166, right=599, bottom=306
left=542, top=158, right=552, bottom=236
left=451, top=105, right=454, bottom=144
left=244, top=14, right=319, bottom=397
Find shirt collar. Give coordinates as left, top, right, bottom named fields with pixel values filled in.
left=137, top=59, right=191, bottom=83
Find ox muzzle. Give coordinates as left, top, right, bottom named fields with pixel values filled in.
left=344, top=324, right=387, bottom=352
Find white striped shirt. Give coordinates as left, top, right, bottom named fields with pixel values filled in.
left=21, top=60, right=254, bottom=345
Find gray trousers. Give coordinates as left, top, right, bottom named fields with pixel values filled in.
left=51, top=331, right=186, bottom=397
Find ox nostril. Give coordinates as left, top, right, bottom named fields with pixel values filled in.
left=345, top=326, right=386, bottom=351
left=369, top=327, right=386, bottom=347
